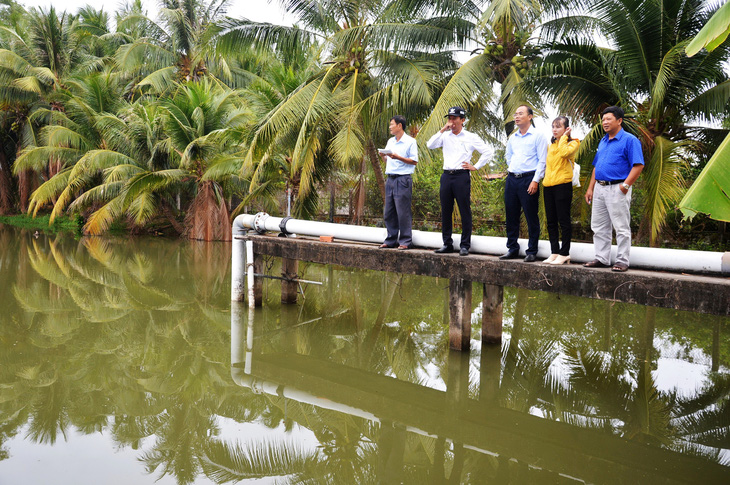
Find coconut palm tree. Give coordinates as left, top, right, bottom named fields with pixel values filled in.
left=0, top=4, right=118, bottom=212
left=16, top=75, right=249, bottom=240
left=526, top=0, right=730, bottom=244
left=236, top=44, right=322, bottom=218
left=220, top=0, right=453, bottom=219
left=114, top=0, right=253, bottom=94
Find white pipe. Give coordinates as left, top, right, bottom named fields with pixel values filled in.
left=232, top=213, right=729, bottom=275
left=246, top=240, right=255, bottom=309
left=231, top=218, right=248, bottom=301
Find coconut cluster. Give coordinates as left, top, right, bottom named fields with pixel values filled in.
left=339, top=44, right=370, bottom=86
left=511, top=55, right=530, bottom=76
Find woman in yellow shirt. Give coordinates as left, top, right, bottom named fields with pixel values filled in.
left=543, top=116, right=580, bottom=264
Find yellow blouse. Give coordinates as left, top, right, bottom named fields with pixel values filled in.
left=543, top=135, right=580, bottom=187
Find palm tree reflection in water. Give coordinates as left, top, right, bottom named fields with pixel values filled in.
left=1, top=227, right=728, bottom=483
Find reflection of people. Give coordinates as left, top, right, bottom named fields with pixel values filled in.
left=584, top=106, right=644, bottom=272
left=500, top=105, right=548, bottom=262
left=379, top=115, right=418, bottom=250
left=426, top=106, right=493, bottom=256
left=543, top=116, right=580, bottom=265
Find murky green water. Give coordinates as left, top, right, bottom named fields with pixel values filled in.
left=0, top=226, right=728, bottom=484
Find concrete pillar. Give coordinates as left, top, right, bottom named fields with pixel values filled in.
left=449, top=278, right=472, bottom=351
left=253, top=253, right=263, bottom=307
left=481, top=284, right=503, bottom=344
left=281, top=258, right=299, bottom=304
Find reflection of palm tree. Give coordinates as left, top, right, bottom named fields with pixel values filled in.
left=0, top=231, right=271, bottom=485
left=200, top=438, right=313, bottom=482
left=558, top=342, right=730, bottom=463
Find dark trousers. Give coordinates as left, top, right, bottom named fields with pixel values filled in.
left=505, top=174, right=540, bottom=255
left=440, top=171, right=472, bottom=249
left=543, top=182, right=573, bottom=256
left=383, top=174, right=413, bottom=247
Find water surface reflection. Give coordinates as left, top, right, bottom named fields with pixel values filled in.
left=0, top=226, right=728, bottom=484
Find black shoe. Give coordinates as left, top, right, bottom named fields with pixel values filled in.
left=499, top=250, right=520, bottom=260
left=459, top=247, right=469, bottom=256
left=524, top=254, right=536, bottom=262
left=434, top=245, right=454, bottom=254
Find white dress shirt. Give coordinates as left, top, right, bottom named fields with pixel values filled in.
left=426, top=129, right=493, bottom=170
left=505, top=125, right=548, bottom=183
left=384, top=133, right=418, bottom=175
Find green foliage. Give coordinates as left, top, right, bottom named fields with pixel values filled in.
left=0, top=0, right=727, bottom=245
left=0, top=213, right=81, bottom=232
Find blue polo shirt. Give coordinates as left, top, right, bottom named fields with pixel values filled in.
left=592, top=128, right=644, bottom=181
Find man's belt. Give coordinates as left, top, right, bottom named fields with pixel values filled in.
left=443, top=169, right=469, bottom=174
left=387, top=173, right=411, bottom=178
left=508, top=170, right=536, bottom=178
left=596, top=179, right=623, bottom=186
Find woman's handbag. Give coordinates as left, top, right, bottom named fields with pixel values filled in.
left=572, top=161, right=581, bottom=187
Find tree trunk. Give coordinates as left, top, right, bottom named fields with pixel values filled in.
left=329, top=177, right=335, bottom=223
left=162, top=202, right=185, bottom=235
left=366, top=139, right=386, bottom=199
left=183, top=181, right=232, bottom=241
left=352, top=158, right=367, bottom=225
left=18, top=169, right=34, bottom=213
left=0, top=150, right=15, bottom=214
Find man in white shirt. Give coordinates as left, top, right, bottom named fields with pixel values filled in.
left=378, top=115, right=419, bottom=249
left=426, top=106, right=493, bottom=256
left=500, top=105, right=548, bottom=262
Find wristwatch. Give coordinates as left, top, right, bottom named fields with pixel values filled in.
left=621, top=182, right=631, bottom=190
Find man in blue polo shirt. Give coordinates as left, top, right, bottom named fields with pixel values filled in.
left=584, top=106, right=644, bottom=272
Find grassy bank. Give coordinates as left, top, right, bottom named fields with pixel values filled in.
left=0, top=214, right=83, bottom=234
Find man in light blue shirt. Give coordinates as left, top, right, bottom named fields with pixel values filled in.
left=501, top=105, right=548, bottom=262
left=378, top=115, right=418, bottom=249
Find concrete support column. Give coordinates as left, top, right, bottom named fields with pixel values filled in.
left=449, top=278, right=472, bottom=351
left=281, top=258, right=299, bottom=304
left=481, top=284, right=503, bottom=344
left=253, top=253, right=263, bottom=307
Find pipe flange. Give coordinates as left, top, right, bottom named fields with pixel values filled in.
left=278, top=216, right=293, bottom=237
left=252, top=212, right=270, bottom=234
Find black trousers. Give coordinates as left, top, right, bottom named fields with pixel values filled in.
left=505, top=174, right=540, bottom=255
left=440, top=171, right=472, bottom=249
left=543, top=182, right=573, bottom=256
left=383, top=174, right=413, bottom=247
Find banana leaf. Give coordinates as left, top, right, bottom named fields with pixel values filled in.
left=679, top=133, right=730, bottom=222
left=686, top=1, right=730, bottom=56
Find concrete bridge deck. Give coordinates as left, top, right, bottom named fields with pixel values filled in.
left=237, top=233, right=729, bottom=349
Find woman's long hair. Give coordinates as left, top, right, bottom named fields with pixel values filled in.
left=551, top=116, right=573, bottom=143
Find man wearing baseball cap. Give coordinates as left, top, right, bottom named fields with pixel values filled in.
left=426, top=106, right=493, bottom=256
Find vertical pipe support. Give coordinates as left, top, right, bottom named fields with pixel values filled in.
left=449, top=278, right=472, bottom=351
left=281, top=258, right=299, bottom=304
left=245, top=240, right=263, bottom=308
left=481, top=284, right=503, bottom=344
left=231, top=237, right=246, bottom=301
left=246, top=240, right=255, bottom=309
